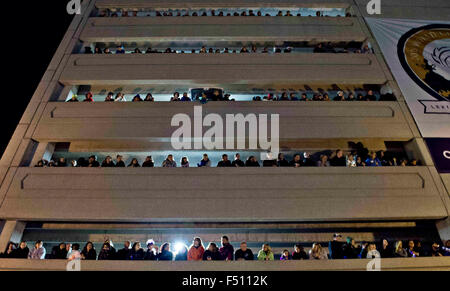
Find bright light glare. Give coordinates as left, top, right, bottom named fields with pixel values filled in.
left=174, top=242, right=186, bottom=254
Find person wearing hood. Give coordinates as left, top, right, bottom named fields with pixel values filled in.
left=83, top=92, right=94, bottom=102
left=132, top=94, right=143, bottom=102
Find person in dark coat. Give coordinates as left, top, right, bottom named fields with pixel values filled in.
left=277, top=153, right=290, bottom=167
left=219, top=236, right=235, bottom=261
left=235, top=242, right=254, bottom=261
left=289, top=154, right=302, bottom=168
left=158, top=243, right=174, bottom=261
left=130, top=242, right=145, bottom=260
left=217, top=155, right=233, bottom=167
left=115, top=155, right=126, bottom=167
left=144, top=240, right=158, bottom=261
left=330, top=150, right=347, bottom=167
left=81, top=242, right=97, bottom=260
left=344, top=238, right=361, bottom=259
left=11, top=241, right=29, bottom=259
left=88, top=155, right=100, bottom=167
left=98, top=243, right=115, bottom=260
left=203, top=243, right=223, bottom=261
left=245, top=156, right=260, bottom=167
left=116, top=241, right=132, bottom=260
left=232, top=154, right=245, bottom=167
left=1, top=242, right=16, bottom=258
left=379, top=239, right=393, bottom=258
left=52, top=243, right=68, bottom=259
left=292, top=244, right=308, bottom=260
left=301, top=152, right=316, bottom=167
left=142, top=156, right=155, bottom=168
left=101, top=156, right=115, bottom=167
left=329, top=234, right=345, bottom=259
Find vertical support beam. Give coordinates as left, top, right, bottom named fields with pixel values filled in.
left=436, top=218, right=450, bottom=241
left=30, top=143, right=56, bottom=167
left=404, top=138, right=434, bottom=166
left=436, top=174, right=450, bottom=241
left=0, top=221, right=26, bottom=253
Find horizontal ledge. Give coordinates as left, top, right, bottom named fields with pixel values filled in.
left=71, top=54, right=373, bottom=66
left=1, top=257, right=449, bottom=271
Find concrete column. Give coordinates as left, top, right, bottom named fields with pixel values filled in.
left=30, top=143, right=56, bottom=167
left=0, top=221, right=26, bottom=253
left=404, top=138, right=434, bottom=166
left=436, top=217, right=450, bottom=242
left=437, top=174, right=450, bottom=241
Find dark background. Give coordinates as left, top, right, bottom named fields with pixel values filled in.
left=1, top=2, right=74, bottom=158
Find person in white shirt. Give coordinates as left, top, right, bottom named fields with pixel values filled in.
left=347, top=154, right=357, bottom=167
left=28, top=241, right=46, bottom=260
left=366, top=243, right=381, bottom=259
left=114, top=93, right=127, bottom=102
left=67, top=244, right=82, bottom=261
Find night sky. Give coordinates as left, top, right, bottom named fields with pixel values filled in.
left=1, top=2, right=74, bottom=158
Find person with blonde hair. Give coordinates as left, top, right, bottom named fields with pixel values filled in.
left=366, top=243, right=381, bottom=259
left=394, top=241, right=407, bottom=257
left=257, top=244, right=274, bottom=261
left=309, top=243, right=328, bottom=260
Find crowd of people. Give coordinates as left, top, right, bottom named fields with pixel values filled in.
left=2, top=235, right=448, bottom=261
left=67, top=89, right=394, bottom=103
left=36, top=148, right=418, bottom=169
left=85, top=42, right=371, bottom=55
left=98, top=9, right=351, bottom=18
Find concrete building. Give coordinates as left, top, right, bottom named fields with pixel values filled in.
left=0, top=0, right=449, bottom=270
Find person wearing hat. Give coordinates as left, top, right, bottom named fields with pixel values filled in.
left=329, top=233, right=345, bottom=260
left=144, top=240, right=159, bottom=260
left=67, top=95, right=79, bottom=102
left=132, top=94, right=143, bottom=102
